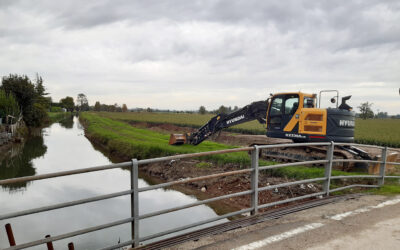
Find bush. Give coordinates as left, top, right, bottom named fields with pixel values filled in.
left=50, top=106, right=63, bottom=112
left=23, top=103, right=49, bottom=127
left=0, top=89, right=19, bottom=122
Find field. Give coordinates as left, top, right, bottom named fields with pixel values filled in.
left=355, top=119, right=400, bottom=148
left=96, top=112, right=266, bottom=134
left=95, top=112, right=400, bottom=148
left=80, top=112, right=364, bottom=179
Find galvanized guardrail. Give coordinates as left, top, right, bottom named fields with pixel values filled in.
left=1, top=142, right=399, bottom=249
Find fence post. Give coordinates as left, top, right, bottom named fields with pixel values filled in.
left=250, top=146, right=259, bottom=216
left=5, top=223, right=16, bottom=246
left=378, top=147, right=387, bottom=186
left=131, top=159, right=139, bottom=247
left=324, top=142, right=334, bottom=196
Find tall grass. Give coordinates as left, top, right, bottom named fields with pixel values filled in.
left=355, top=119, right=400, bottom=148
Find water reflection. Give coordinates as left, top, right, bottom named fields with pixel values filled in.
left=0, top=136, right=47, bottom=191
left=0, top=117, right=226, bottom=249
left=58, top=115, right=74, bottom=129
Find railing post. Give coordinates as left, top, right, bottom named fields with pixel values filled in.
left=324, top=142, right=334, bottom=196
left=378, top=147, right=387, bottom=186
left=250, top=146, right=259, bottom=216
left=131, top=159, right=139, bottom=247
left=5, top=223, right=16, bottom=246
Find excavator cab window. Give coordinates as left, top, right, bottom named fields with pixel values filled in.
left=268, top=94, right=299, bottom=131
left=285, top=97, right=299, bottom=115
left=268, top=97, right=283, bottom=130
left=304, top=97, right=315, bottom=108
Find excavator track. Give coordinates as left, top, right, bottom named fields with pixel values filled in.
left=255, top=144, right=355, bottom=171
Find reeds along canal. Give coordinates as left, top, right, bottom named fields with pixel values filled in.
left=0, top=116, right=227, bottom=249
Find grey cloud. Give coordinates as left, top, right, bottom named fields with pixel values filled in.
left=0, top=0, right=399, bottom=114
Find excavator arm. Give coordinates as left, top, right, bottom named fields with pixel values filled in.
left=169, top=100, right=269, bottom=145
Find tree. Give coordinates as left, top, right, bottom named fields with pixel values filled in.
left=34, top=73, right=51, bottom=109
left=376, top=111, right=388, bottom=119
left=1, top=74, right=35, bottom=111
left=122, top=104, right=128, bottom=112
left=94, top=101, right=101, bottom=111
left=76, top=93, right=89, bottom=111
left=60, top=96, right=75, bottom=112
left=0, top=89, right=19, bottom=123
left=199, top=106, right=206, bottom=114
left=217, top=105, right=228, bottom=114
left=1, top=74, right=48, bottom=127
left=358, top=102, right=374, bottom=119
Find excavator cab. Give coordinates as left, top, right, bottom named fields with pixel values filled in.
left=266, top=92, right=355, bottom=143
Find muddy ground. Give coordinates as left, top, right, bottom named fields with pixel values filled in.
left=139, top=158, right=321, bottom=214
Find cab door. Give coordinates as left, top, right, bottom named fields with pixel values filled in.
left=267, top=94, right=299, bottom=134
left=267, top=96, right=284, bottom=132
left=282, top=94, right=299, bottom=130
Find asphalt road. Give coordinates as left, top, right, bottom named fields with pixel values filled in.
left=168, top=195, right=400, bottom=250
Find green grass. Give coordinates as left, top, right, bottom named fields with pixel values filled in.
left=371, top=184, right=400, bottom=195
left=94, top=112, right=400, bottom=147
left=196, top=162, right=213, bottom=169
left=80, top=113, right=251, bottom=166
left=269, top=166, right=365, bottom=180
left=95, top=112, right=266, bottom=135
left=80, top=112, right=367, bottom=181
left=47, top=112, right=69, bottom=123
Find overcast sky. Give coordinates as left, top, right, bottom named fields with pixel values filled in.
left=0, top=0, right=399, bottom=114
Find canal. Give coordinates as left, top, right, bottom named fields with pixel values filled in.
left=0, top=116, right=227, bottom=249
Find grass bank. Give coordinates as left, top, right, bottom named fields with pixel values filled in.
left=80, top=112, right=366, bottom=181
left=80, top=113, right=251, bottom=166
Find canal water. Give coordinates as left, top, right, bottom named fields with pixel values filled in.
left=0, top=117, right=226, bottom=249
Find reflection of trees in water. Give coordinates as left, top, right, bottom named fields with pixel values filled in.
left=0, top=136, right=47, bottom=191
left=59, top=115, right=74, bottom=129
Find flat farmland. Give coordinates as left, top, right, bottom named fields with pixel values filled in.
left=355, top=119, right=400, bottom=148
left=95, top=112, right=400, bottom=148
left=97, top=111, right=266, bottom=134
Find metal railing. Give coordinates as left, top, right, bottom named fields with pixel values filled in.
left=1, top=142, right=399, bottom=249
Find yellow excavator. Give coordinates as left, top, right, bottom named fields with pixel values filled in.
left=169, top=90, right=372, bottom=170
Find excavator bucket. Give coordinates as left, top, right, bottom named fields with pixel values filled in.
left=169, top=134, right=187, bottom=145
left=369, top=152, right=400, bottom=174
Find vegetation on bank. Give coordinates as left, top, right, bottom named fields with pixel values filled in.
left=47, top=112, right=71, bottom=123
left=1, top=74, right=50, bottom=127
left=94, top=112, right=400, bottom=148
left=80, top=112, right=365, bottom=180
left=95, top=111, right=265, bottom=134
left=0, top=89, right=19, bottom=122
left=80, top=113, right=251, bottom=166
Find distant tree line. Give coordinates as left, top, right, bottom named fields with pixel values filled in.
left=93, top=101, right=128, bottom=112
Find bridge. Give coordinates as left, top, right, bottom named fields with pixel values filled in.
left=1, top=142, right=399, bottom=249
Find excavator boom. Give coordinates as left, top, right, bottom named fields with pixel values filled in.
left=169, top=100, right=269, bottom=145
